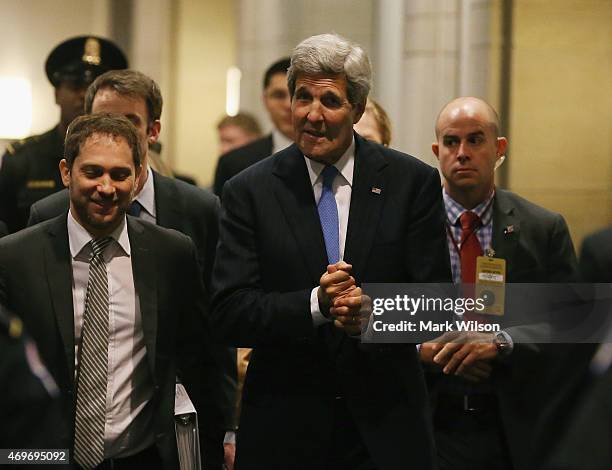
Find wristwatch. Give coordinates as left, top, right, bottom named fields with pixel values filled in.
left=494, top=331, right=512, bottom=357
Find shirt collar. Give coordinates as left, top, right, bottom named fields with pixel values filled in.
left=443, top=188, right=495, bottom=226
left=272, top=129, right=293, bottom=154
left=133, top=166, right=156, bottom=218
left=67, top=210, right=131, bottom=259
left=304, top=136, right=355, bottom=188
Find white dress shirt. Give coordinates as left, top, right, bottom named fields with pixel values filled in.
left=272, top=129, right=293, bottom=155
left=68, top=211, right=154, bottom=458
left=305, top=138, right=355, bottom=326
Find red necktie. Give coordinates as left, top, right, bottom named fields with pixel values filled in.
left=459, top=211, right=483, bottom=284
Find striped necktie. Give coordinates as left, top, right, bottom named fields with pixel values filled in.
left=74, top=237, right=113, bottom=469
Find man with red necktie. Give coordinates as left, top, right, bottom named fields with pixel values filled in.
left=420, top=97, right=578, bottom=470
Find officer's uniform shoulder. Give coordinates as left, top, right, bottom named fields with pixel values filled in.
left=4, top=128, right=57, bottom=157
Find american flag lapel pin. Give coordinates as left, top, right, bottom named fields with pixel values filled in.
left=371, top=187, right=382, bottom=195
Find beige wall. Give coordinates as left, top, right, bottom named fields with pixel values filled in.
left=169, top=0, right=237, bottom=187
left=0, top=0, right=110, bottom=142
left=237, top=0, right=375, bottom=139
left=508, top=0, right=612, bottom=248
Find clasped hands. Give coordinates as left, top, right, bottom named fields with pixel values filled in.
left=420, top=331, right=498, bottom=382
left=317, top=261, right=370, bottom=336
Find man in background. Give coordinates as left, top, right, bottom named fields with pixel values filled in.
left=0, top=36, right=127, bottom=233
left=213, top=57, right=294, bottom=196
left=217, top=113, right=262, bottom=156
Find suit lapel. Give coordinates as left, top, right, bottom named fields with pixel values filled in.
left=273, top=145, right=328, bottom=284
left=44, top=215, right=76, bottom=381
left=343, top=135, right=388, bottom=281
left=128, top=219, right=158, bottom=376
left=152, top=171, right=184, bottom=231
left=492, top=190, right=520, bottom=278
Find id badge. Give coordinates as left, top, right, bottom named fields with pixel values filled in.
left=475, top=254, right=506, bottom=316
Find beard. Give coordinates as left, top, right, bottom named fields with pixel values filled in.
left=70, top=191, right=127, bottom=236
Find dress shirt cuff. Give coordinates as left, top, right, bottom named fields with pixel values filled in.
left=311, top=287, right=332, bottom=327
left=224, top=431, right=236, bottom=445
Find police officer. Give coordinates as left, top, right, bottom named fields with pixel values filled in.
left=0, top=36, right=127, bottom=233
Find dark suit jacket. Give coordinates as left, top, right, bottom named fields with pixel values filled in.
left=213, top=134, right=273, bottom=197
left=27, top=170, right=236, bottom=466
left=491, top=190, right=577, bottom=283
left=0, top=215, right=210, bottom=469
left=544, top=360, right=612, bottom=470
left=535, top=226, right=612, bottom=470
left=212, top=134, right=452, bottom=469
left=0, top=221, right=7, bottom=238
left=429, top=189, right=578, bottom=470
left=0, top=305, right=63, bottom=449
left=493, top=190, right=578, bottom=470
left=579, top=226, right=612, bottom=282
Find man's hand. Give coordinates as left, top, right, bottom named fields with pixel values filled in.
left=434, top=332, right=497, bottom=375
left=420, top=332, right=498, bottom=382
left=317, top=261, right=355, bottom=316
left=331, top=287, right=367, bottom=336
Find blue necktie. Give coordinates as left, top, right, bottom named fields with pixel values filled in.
left=318, top=165, right=340, bottom=264
left=128, top=200, right=143, bottom=217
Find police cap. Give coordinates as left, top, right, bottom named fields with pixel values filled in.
left=45, top=35, right=128, bottom=87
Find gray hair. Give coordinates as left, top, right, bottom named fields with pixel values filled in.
left=287, top=33, right=372, bottom=107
